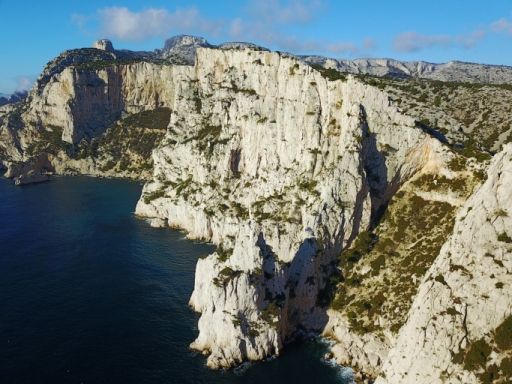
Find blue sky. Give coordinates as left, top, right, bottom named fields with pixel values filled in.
left=1, top=0, right=512, bottom=94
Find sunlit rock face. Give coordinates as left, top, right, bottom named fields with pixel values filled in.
left=134, top=47, right=447, bottom=369
left=92, top=39, right=115, bottom=52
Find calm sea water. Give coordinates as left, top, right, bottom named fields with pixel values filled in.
left=0, top=175, right=353, bottom=384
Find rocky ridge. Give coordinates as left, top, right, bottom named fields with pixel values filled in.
left=1, top=35, right=512, bottom=382
left=302, top=56, right=512, bottom=85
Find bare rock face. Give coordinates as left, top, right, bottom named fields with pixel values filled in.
left=376, top=143, right=512, bottom=383
left=92, top=39, right=115, bottom=52
left=324, top=309, right=391, bottom=377
left=150, top=218, right=167, bottom=228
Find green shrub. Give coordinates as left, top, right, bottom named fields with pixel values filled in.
left=143, top=188, right=165, bottom=204
left=248, top=329, right=260, bottom=337
left=219, top=267, right=242, bottom=280
left=217, top=246, right=234, bottom=263
left=498, top=232, right=512, bottom=243
left=500, top=356, right=512, bottom=377
left=464, top=338, right=492, bottom=371
left=370, top=254, right=386, bottom=274
left=309, top=64, right=346, bottom=81
left=261, top=301, right=280, bottom=328
left=495, top=316, right=512, bottom=350
left=495, top=209, right=508, bottom=217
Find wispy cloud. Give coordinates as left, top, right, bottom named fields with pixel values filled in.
left=72, top=6, right=224, bottom=42
left=490, top=17, right=512, bottom=35
left=455, top=30, right=486, bottom=48
left=228, top=16, right=369, bottom=56
left=227, top=0, right=374, bottom=56
left=14, top=75, right=36, bottom=92
left=72, top=2, right=375, bottom=57
left=244, top=0, right=324, bottom=25
left=70, top=13, right=87, bottom=29
left=393, top=32, right=452, bottom=52
left=393, top=30, right=485, bottom=52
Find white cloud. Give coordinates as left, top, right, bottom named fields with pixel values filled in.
left=392, top=29, right=485, bottom=52
left=70, top=13, right=87, bottom=29
left=362, top=38, right=377, bottom=51
left=326, top=41, right=358, bottom=56
left=73, top=6, right=224, bottom=42
left=228, top=16, right=371, bottom=56
left=72, top=3, right=375, bottom=57
left=455, top=30, right=486, bottom=48
left=490, top=18, right=512, bottom=35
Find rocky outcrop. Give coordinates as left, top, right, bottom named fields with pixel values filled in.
left=376, top=143, right=512, bottom=383
left=92, top=39, right=115, bottom=52
left=159, top=35, right=212, bottom=65
left=5, top=152, right=53, bottom=185
left=324, top=309, right=391, bottom=377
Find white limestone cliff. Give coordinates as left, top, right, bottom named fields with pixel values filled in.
left=133, top=47, right=449, bottom=369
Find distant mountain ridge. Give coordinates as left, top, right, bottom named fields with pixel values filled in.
left=94, top=34, right=512, bottom=85
left=0, top=90, right=28, bottom=107
left=4, top=34, right=512, bottom=106
left=9, top=34, right=512, bottom=104
left=81, top=35, right=512, bottom=85
left=301, top=56, right=512, bottom=84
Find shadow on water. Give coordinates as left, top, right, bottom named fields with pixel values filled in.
left=0, top=176, right=350, bottom=384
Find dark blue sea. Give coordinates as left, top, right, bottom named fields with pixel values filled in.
left=0, top=175, right=353, bottom=384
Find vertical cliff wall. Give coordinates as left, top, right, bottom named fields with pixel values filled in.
left=25, top=62, right=186, bottom=145
left=134, top=47, right=448, bottom=369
